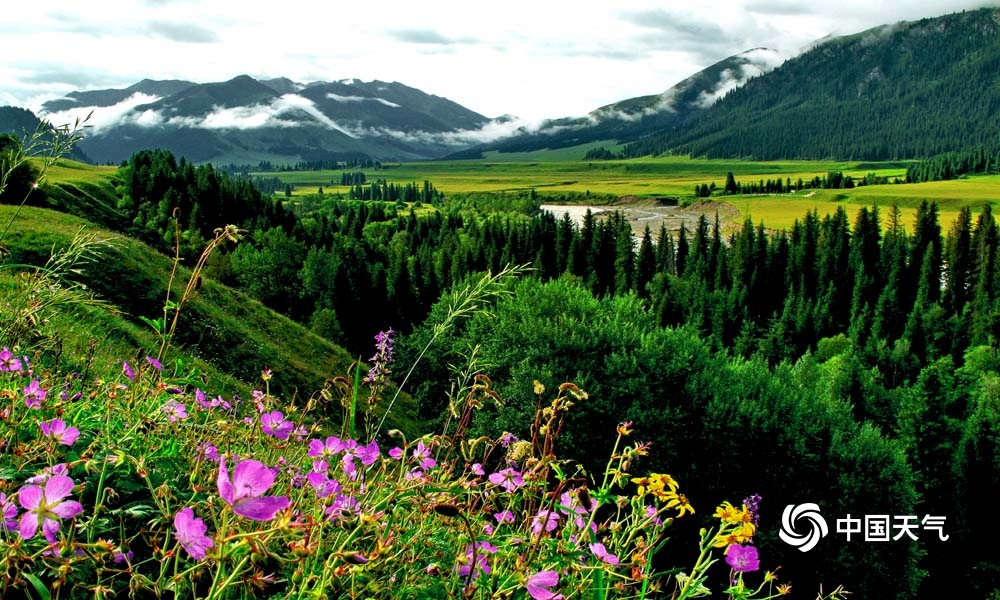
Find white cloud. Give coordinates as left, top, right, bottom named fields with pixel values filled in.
left=39, top=92, right=161, bottom=133
left=326, top=93, right=401, bottom=107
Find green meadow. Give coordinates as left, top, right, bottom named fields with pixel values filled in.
left=253, top=152, right=1000, bottom=231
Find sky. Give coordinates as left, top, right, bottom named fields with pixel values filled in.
left=2, top=0, right=998, bottom=125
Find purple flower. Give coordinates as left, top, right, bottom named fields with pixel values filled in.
left=363, top=329, right=395, bottom=384
left=531, top=509, right=561, bottom=537
left=725, top=544, right=760, bottom=573
left=122, top=361, right=135, bottom=382
left=25, top=463, right=69, bottom=485
left=145, top=356, right=163, bottom=371
left=494, top=510, right=516, bottom=525
left=499, top=432, right=518, bottom=448
left=388, top=447, right=404, bottom=460
left=260, top=411, right=294, bottom=440
left=39, top=419, right=80, bottom=447
left=743, top=493, right=762, bottom=526
left=173, top=507, right=214, bottom=560
left=456, top=541, right=498, bottom=580
left=589, top=542, right=620, bottom=566
left=162, top=400, right=188, bottom=422
left=412, top=440, right=436, bottom=471
left=526, top=570, right=564, bottom=600
left=1, top=493, right=17, bottom=531
left=217, top=458, right=291, bottom=521
left=470, top=463, right=485, bottom=476
left=488, top=467, right=524, bottom=493
left=559, top=489, right=596, bottom=531
left=23, top=381, right=46, bottom=409
left=0, top=347, right=22, bottom=372
left=18, top=475, right=84, bottom=542
left=644, top=505, right=664, bottom=527
left=308, top=436, right=345, bottom=458
left=325, top=494, right=361, bottom=522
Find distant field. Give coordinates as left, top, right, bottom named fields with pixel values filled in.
left=261, top=155, right=912, bottom=200
left=36, top=155, right=1000, bottom=234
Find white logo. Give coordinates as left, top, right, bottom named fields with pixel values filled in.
left=779, top=503, right=828, bottom=552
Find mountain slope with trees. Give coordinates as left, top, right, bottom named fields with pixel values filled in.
left=625, top=7, right=1000, bottom=160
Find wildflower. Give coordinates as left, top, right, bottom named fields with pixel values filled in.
left=38, top=419, right=80, bottom=446
left=145, top=356, right=163, bottom=371
left=559, top=489, right=596, bottom=530
left=412, top=440, right=436, bottom=471
left=589, top=542, right=620, bottom=566
left=196, top=442, right=220, bottom=463
left=526, top=570, right=564, bottom=600
left=470, top=463, right=485, bottom=476
left=122, top=361, right=135, bottom=382
left=714, top=522, right=756, bottom=547
left=725, top=544, right=760, bottom=573
left=1, top=493, right=17, bottom=531
left=23, top=381, right=46, bottom=409
left=363, top=329, right=395, bottom=385
left=25, top=463, right=69, bottom=484
left=456, top=541, right=498, bottom=580
left=388, top=447, right=404, bottom=460
left=714, top=501, right=750, bottom=525
left=0, top=347, right=22, bottom=372
left=494, top=510, right=516, bottom=525
left=743, top=493, right=762, bottom=525
left=326, top=494, right=361, bottom=522
left=498, top=432, right=518, bottom=448
left=666, top=492, right=695, bottom=517
left=309, top=436, right=345, bottom=458
left=632, top=473, right=678, bottom=501
left=18, top=475, right=83, bottom=542
left=617, top=420, right=634, bottom=436
left=162, top=400, right=188, bottom=422
left=645, top=505, right=664, bottom=527
left=173, top=507, right=214, bottom=560
left=488, top=467, right=524, bottom=493
left=217, top=457, right=291, bottom=521
left=260, top=411, right=294, bottom=440
left=531, top=509, right=561, bottom=537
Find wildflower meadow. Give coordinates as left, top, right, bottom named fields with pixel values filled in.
left=0, top=121, right=856, bottom=599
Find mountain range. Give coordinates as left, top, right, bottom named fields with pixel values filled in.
left=5, top=7, right=1000, bottom=164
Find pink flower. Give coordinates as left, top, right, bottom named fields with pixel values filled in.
left=23, top=381, right=46, bottom=409
left=217, top=458, right=290, bottom=521
left=526, top=570, right=564, bottom=600
left=412, top=440, right=436, bottom=470
left=38, top=419, right=80, bottom=446
left=173, top=507, right=214, bottom=560
left=308, top=436, right=345, bottom=458
left=530, top=509, right=561, bottom=537
left=0, top=347, right=22, bottom=372
left=260, top=411, right=293, bottom=440
left=1, top=493, right=17, bottom=531
left=122, top=361, right=135, bottom=382
left=725, top=544, right=760, bottom=573
left=589, top=542, right=620, bottom=566
left=162, top=400, right=188, bottom=422
left=488, top=467, right=524, bottom=493
left=17, top=475, right=83, bottom=542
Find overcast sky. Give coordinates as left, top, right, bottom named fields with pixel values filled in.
left=2, top=0, right=997, bottom=124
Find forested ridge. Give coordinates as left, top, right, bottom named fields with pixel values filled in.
left=622, top=8, right=1000, bottom=161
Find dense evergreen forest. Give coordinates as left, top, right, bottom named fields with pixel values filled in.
left=7, top=148, right=998, bottom=598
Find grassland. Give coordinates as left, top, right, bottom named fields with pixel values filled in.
left=252, top=152, right=1000, bottom=231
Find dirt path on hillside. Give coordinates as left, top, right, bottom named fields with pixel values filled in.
left=542, top=197, right=743, bottom=240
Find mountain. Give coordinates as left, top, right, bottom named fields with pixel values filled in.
left=34, top=75, right=497, bottom=164
left=446, top=48, right=785, bottom=158
left=624, top=7, right=1000, bottom=160
left=0, top=105, right=91, bottom=163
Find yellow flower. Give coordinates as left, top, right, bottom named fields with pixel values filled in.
left=667, top=493, right=695, bottom=517
left=777, top=584, right=792, bottom=595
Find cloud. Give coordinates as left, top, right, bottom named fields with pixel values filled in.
left=745, top=0, right=818, bottom=16
left=148, top=21, right=219, bottom=43
left=326, top=93, right=400, bottom=107
left=39, top=92, right=162, bottom=133
left=387, top=29, right=455, bottom=45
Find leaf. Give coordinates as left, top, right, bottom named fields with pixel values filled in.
left=22, top=573, right=51, bottom=600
